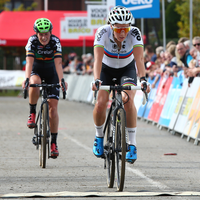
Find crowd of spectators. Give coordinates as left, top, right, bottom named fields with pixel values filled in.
left=62, top=52, right=94, bottom=75
left=62, top=36, right=200, bottom=86
left=144, top=36, right=200, bottom=88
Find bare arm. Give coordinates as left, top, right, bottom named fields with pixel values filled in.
left=25, top=56, right=34, bottom=79
left=54, top=57, right=68, bottom=90
left=133, top=46, right=150, bottom=93
left=22, top=56, right=34, bottom=88
left=133, top=46, right=146, bottom=78
left=93, top=46, right=104, bottom=80
left=54, top=57, right=64, bottom=81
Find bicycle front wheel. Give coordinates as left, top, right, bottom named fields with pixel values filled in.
left=115, top=108, right=126, bottom=191
left=105, top=115, right=115, bottom=188
left=39, top=102, right=48, bottom=168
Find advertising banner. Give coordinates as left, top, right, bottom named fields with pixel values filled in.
left=182, top=78, right=200, bottom=138
left=135, top=90, right=145, bottom=114
left=158, top=76, right=182, bottom=127
left=173, top=78, right=200, bottom=134
left=87, top=5, right=107, bottom=29
left=60, top=16, right=93, bottom=39
left=143, top=76, right=160, bottom=119
left=168, top=78, right=188, bottom=131
left=0, top=70, right=25, bottom=87
left=188, top=103, right=200, bottom=141
left=107, top=0, right=160, bottom=18
left=148, top=76, right=173, bottom=123
left=137, top=76, right=159, bottom=118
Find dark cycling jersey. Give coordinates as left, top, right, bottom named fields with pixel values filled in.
left=100, top=60, right=137, bottom=86
left=25, top=34, right=62, bottom=63
left=25, top=34, right=62, bottom=100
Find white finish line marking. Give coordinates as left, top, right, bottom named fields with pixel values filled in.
left=1, top=191, right=200, bottom=198
left=65, top=133, right=169, bottom=190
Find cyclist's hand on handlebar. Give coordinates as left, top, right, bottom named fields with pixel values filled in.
left=91, top=79, right=102, bottom=91
left=140, top=77, right=151, bottom=93
left=23, top=78, right=30, bottom=99
left=60, top=78, right=68, bottom=92
left=22, top=78, right=29, bottom=89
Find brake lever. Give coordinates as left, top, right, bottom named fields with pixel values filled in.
left=61, top=78, right=66, bottom=99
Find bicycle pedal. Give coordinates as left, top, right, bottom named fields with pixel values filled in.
left=101, top=154, right=106, bottom=159
left=32, top=136, right=38, bottom=146
left=51, top=155, right=57, bottom=159
left=126, top=143, right=130, bottom=152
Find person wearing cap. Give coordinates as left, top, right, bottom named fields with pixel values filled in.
left=22, top=18, right=68, bottom=159
left=91, top=6, right=150, bottom=164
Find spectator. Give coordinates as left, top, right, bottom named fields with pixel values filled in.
left=176, top=42, right=192, bottom=68
left=76, top=56, right=85, bottom=75
left=166, top=40, right=176, bottom=50
left=178, top=37, right=189, bottom=44
left=155, top=46, right=164, bottom=58
left=22, top=60, right=26, bottom=71
left=189, top=47, right=200, bottom=68
left=145, top=61, right=158, bottom=79
left=63, top=52, right=78, bottom=74
left=144, top=45, right=157, bottom=62
left=144, top=52, right=150, bottom=72
left=165, top=44, right=181, bottom=76
left=192, top=36, right=200, bottom=66
left=193, top=36, right=200, bottom=51
left=183, top=40, right=191, bottom=50
left=186, top=47, right=200, bottom=78
left=84, top=53, right=93, bottom=75
left=63, top=53, right=69, bottom=69
left=176, top=42, right=193, bottom=85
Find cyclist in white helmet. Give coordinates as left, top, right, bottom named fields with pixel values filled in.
left=91, top=6, right=150, bottom=164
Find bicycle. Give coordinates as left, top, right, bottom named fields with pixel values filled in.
left=94, top=81, right=147, bottom=191
left=24, top=78, right=66, bottom=168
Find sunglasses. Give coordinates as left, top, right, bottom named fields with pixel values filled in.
left=112, top=26, right=131, bottom=34
left=193, top=43, right=200, bottom=47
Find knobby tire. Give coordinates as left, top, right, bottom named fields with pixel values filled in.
left=41, top=103, right=48, bottom=168
left=105, top=116, right=115, bottom=188
left=115, top=108, right=126, bottom=191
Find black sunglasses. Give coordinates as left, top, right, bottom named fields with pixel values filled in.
left=193, top=43, right=200, bottom=47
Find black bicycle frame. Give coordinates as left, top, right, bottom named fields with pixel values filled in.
left=34, top=86, right=50, bottom=147
left=103, top=89, right=127, bottom=152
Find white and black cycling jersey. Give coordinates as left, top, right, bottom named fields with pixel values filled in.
left=94, top=24, right=143, bottom=69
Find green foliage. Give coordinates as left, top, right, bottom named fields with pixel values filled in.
left=175, top=0, right=200, bottom=37
left=13, top=2, right=37, bottom=11
left=0, top=0, right=9, bottom=10
left=165, top=0, right=180, bottom=39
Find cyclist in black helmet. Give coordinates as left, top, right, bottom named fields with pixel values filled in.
left=22, top=18, right=68, bottom=159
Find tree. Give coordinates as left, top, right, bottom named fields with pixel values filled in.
left=175, top=0, right=200, bottom=37
left=165, top=0, right=180, bottom=39
left=13, top=2, right=37, bottom=11
left=0, top=0, right=9, bottom=11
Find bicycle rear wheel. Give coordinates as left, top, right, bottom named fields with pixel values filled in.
left=115, top=108, right=126, bottom=191
left=39, top=103, right=48, bottom=168
left=105, top=116, right=115, bottom=188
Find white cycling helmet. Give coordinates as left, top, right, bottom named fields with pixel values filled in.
left=108, top=6, right=133, bottom=25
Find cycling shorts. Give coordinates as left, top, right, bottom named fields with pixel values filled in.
left=100, top=60, right=137, bottom=86
left=31, top=61, right=59, bottom=100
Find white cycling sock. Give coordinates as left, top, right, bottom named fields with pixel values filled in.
left=127, top=127, right=137, bottom=146
left=94, top=124, right=104, bottom=138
